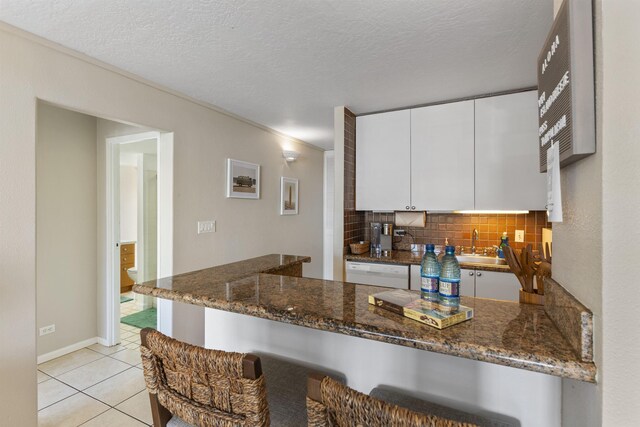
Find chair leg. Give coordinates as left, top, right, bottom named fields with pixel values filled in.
left=148, top=393, right=172, bottom=427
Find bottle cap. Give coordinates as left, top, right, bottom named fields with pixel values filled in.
left=445, top=245, right=455, bottom=254
left=426, top=244, right=435, bottom=251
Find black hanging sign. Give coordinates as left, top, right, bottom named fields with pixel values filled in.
left=537, top=0, right=595, bottom=172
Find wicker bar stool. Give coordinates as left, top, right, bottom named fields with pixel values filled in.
left=306, top=373, right=481, bottom=427
left=140, top=328, right=270, bottom=427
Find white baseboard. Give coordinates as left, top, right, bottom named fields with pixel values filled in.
left=97, top=337, right=110, bottom=346
left=37, top=337, right=100, bottom=364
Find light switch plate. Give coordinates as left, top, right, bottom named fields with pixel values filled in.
left=197, top=220, right=216, bottom=234
left=39, top=324, right=55, bottom=336
left=515, top=230, right=525, bottom=243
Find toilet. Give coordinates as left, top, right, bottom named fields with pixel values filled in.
left=127, top=267, right=137, bottom=283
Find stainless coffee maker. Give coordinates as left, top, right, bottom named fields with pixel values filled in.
left=370, top=223, right=382, bottom=254
left=381, top=223, right=393, bottom=253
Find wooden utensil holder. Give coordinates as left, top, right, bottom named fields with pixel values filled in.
left=519, top=290, right=545, bottom=305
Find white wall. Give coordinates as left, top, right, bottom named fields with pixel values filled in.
left=139, top=154, right=157, bottom=282
left=137, top=153, right=157, bottom=310
left=119, top=165, right=138, bottom=243
left=554, top=0, right=640, bottom=425
left=552, top=0, right=603, bottom=423
left=0, top=25, right=324, bottom=425
left=36, top=103, right=98, bottom=357
left=205, top=308, right=561, bottom=427
left=599, top=0, right=640, bottom=424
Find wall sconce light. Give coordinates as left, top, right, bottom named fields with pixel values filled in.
left=282, top=150, right=299, bottom=162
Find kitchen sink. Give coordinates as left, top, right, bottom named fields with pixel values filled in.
left=456, top=254, right=507, bottom=265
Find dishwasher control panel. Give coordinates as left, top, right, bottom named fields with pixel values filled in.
left=345, top=261, right=409, bottom=289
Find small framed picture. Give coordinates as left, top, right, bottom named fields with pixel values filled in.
left=226, top=159, right=260, bottom=199
left=280, top=177, right=299, bottom=215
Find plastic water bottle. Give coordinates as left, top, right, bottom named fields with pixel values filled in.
left=420, top=244, right=440, bottom=304
left=439, top=245, right=461, bottom=313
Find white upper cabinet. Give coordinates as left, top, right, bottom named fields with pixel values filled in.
left=356, top=110, right=411, bottom=211
left=411, top=101, right=475, bottom=211
left=356, top=91, right=545, bottom=211
left=474, top=91, right=547, bottom=210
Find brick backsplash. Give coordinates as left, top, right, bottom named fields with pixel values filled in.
left=343, top=108, right=366, bottom=250
left=363, top=211, right=551, bottom=251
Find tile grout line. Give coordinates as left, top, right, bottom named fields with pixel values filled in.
left=76, top=388, right=152, bottom=426
left=63, top=392, right=114, bottom=427
left=77, top=372, right=142, bottom=407
left=38, top=352, right=108, bottom=378
left=71, top=393, right=112, bottom=426
left=41, top=353, right=142, bottom=405
left=39, top=363, right=148, bottom=424
left=46, top=365, right=128, bottom=395
left=36, top=379, right=82, bottom=412
left=109, top=401, right=153, bottom=426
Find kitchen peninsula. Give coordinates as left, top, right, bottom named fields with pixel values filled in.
left=134, top=254, right=596, bottom=426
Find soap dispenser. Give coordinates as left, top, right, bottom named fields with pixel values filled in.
left=497, top=232, right=509, bottom=259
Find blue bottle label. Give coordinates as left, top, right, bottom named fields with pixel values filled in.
left=439, top=278, right=460, bottom=297
left=421, top=276, right=439, bottom=292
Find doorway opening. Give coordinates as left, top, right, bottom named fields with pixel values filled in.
left=106, top=131, right=173, bottom=347
left=35, top=102, right=173, bottom=423
left=118, top=137, right=158, bottom=328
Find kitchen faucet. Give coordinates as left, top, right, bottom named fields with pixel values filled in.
left=471, top=228, right=479, bottom=255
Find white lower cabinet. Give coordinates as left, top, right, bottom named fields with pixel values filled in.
left=463, top=269, right=521, bottom=302
left=415, top=266, right=520, bottom=302
left=475, top=270, right=521, bottom=302
left=460, top=269, right=476, bottom=297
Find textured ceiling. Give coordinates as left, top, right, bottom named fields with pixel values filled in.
left=0, top=0, right=552, bottom=149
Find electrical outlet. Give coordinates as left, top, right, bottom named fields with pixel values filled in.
left=515, top=230, right=525, bottom=243
left=39, top=324, right=55, bottom=336
left=197, top=220, right=216, bottom=234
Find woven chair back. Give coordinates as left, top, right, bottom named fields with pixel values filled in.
left=306, top=375, right=478, bottom=427
left=140, top=328, right=269, bottom=427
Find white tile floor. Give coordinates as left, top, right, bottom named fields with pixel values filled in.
left=37, top=294, right=153, bottom=426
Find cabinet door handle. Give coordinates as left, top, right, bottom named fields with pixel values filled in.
left=468, top=271, right=474, bottom=276
left=411, top=206, right=416, bottom=210
left=476, top=272, right=482, bottom=277
left=406, top=206, right=410, bottom=210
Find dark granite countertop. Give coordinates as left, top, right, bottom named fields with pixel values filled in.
left=134, top=254, right=595, bottom=383
left=345, top=250, right=512, bottom=273
left=134, top=254, right=311, bottom=291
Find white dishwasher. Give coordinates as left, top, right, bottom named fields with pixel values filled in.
left=345, top=261, right=409, bottom=289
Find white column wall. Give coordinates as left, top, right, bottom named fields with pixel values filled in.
left=205, top=308, right=561, bottom=427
